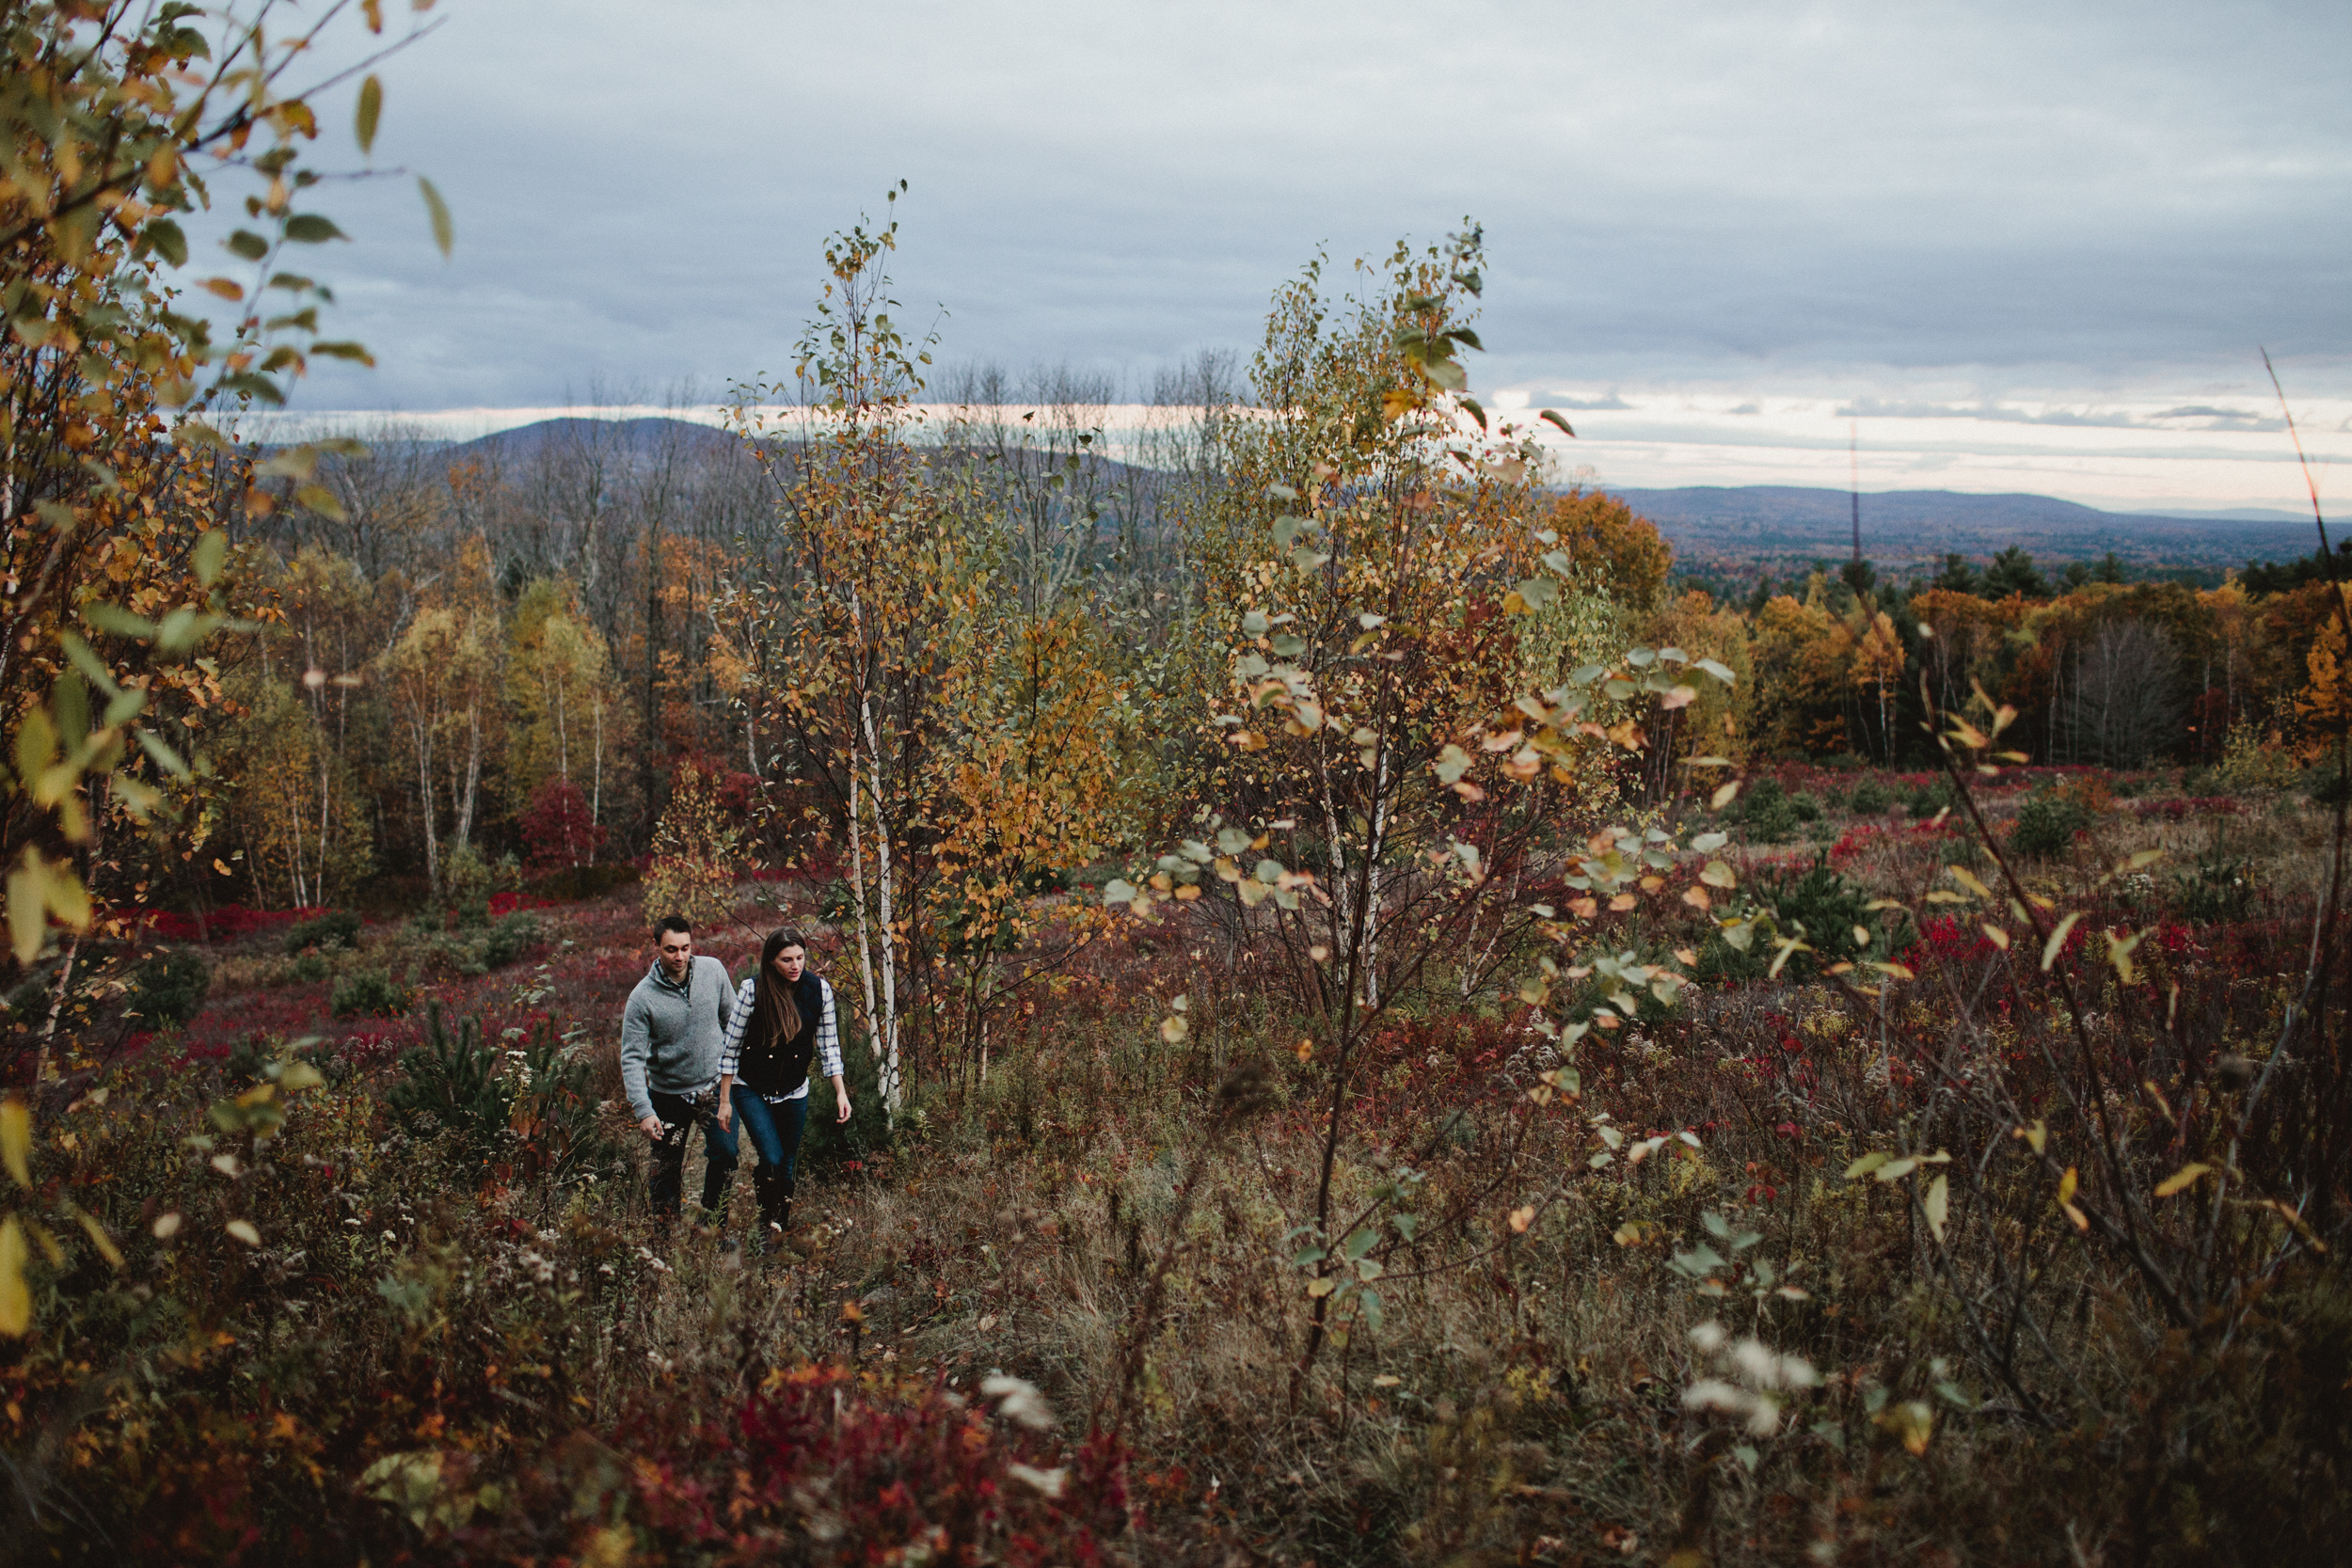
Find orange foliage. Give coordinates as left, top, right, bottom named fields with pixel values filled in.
left=1541, top=490, right=1673, bottom=610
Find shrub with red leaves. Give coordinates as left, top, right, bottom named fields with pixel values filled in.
left=519, top=776, right=608, bottom=870
left=445, top=1367, right=1134, bottom=1565
left=139, top=904, right=316, bottom=943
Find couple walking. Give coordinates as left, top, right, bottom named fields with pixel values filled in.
left=618, top=915, right=850, bottom=1252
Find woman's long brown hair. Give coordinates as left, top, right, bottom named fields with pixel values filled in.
left=750, top=927, right=809, bottom=1058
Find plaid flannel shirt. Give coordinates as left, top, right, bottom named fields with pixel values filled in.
left=718, top=974, right=840, bottom=1101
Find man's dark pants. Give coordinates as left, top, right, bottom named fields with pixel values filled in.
left=648, top=1088, right=739, bottom=1220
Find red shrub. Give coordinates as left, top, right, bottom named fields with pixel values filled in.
left=519, top=777, right=608, bottom=870
left=139, top=904, right=317, bottom=943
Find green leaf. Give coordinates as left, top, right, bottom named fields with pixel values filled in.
left=56, top=634, right=119, bottom=699
left=1538, top=408, right=1576, bottom=438
left=1102, top=879, right=1138, bottom=907
left=357, top=73, right=383, bottom=155
left=227, top=230, right=269, bottom=261
left=193, top=529, right=228, bottom=588
left=141, top=218, right=188, bottom=267
left=1512, top=576, right=1558, bottom=611
left=294, top=484, right=348, bottom=522
left=135, top=730, right=190, bottom=778
left=1695, top=657, right=1737, bottom=685
left=83, top=603, right=154, bottom=639
left=283, top=214, right=347, bottom=245
left=418, top=177, right=453, bottom=258
left=1669, top=1243, right=1726, bottom=1277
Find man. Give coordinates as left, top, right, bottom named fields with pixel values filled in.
left=620, top=915, right=739, bottom=1229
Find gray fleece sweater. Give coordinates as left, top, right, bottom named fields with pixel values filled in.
left=619, top=954, right=735, bottom=1122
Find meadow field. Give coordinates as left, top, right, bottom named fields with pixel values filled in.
left=6, top=754, right=2344, bottom=1565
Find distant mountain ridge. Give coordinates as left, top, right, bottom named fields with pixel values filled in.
left=1606, top=484, right=2316, bottom=571
left=372, top=416, right=2318, bottom=572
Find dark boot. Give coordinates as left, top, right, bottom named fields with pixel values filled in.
left=754, top=1166, right=793, bottom=1255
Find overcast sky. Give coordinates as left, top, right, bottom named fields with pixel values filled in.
left=231, top=0, right=2351, bottom=510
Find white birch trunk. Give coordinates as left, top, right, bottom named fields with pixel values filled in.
left=861, top=693, right=903, bottom=1113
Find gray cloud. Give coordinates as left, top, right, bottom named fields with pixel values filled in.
left=213, top=0, right=2350, bottom=412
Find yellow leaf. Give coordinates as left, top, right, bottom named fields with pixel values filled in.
left=1306, top=1276, right=1337, bottom=1298
left=68, top=1205, right=121, bottom=1268
left=1981, top=924, right=2010, bottom=950
left=1709, top=780, right=1740, bottom=811
left=1867, top=961, right=1915, bottom=981
left=1699, top=860, right=1736, bottom=889
left=2042, top=912, right=2083, bottom=972
left=2056, top=1165, right=2078, bottom=1206
left=1923, top=1174, right=1948, bottom=1243
left=2103, top=927, right=2145, bottom=985
left=2013, top=1119, right=2046, bottom=1155
left=2124, top=848, right=2165, bottom=871
left=0, top=1101, right=28, bottom=1189
left=1508, top=1205, right=1535, bottom=1234
left=0, top=1218, right=26, bottom=1336
left=151, top=1212, right=182, bottom=1239
left=8, top=855, right=50, bottom=965
left=2154, top=1163, right=2212, bottom=1197
left=1947, top=866, right=1994, bottom=900
left=225, top=1219, right=262, bottom=1246
left=1877, top=1400, right=1935, bottom=1456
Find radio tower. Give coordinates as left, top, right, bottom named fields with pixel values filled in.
left=1849, top=420, right=1862, bottom=565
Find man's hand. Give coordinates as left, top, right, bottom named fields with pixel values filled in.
left=640, top=1114, right=664, bottom=1141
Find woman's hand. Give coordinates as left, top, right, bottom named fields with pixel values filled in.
left=833, top=1073, right=851, bottom=1123
left=715, top=1074, right=735, bottom=1132
left=716, top=1097, right=732, bottom=1132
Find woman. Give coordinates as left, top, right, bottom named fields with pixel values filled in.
left=716, top=927, right=850, bottom=1252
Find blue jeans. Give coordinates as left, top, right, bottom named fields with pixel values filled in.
left=734, top=1091, right=808, bottom=1230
